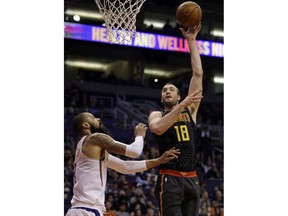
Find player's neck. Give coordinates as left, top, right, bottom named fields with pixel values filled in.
left=164, top=105, right=176, bottom=111
left=77, top=131, right=91, bottom=141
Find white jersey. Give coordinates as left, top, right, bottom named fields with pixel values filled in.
left=70, top=135, right=107, bottom=214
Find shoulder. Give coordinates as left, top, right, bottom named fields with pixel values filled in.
left=148, top=111, right=163, bottom=122
left=149, top=110, right=163, bottom=117
left=85, top=133, right=114, bottom=146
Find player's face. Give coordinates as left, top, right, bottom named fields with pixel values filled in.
left=87, top=114, right=110, bottom=135
left=161, top=84, right=180, bottom=108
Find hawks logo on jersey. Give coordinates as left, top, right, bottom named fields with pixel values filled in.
left=175, top=112, right=191, bottom=123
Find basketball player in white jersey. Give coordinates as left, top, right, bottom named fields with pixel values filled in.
left=65, top=112, right=180, bottom=216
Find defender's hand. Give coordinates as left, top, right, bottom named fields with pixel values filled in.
left=134, top=123, right=148, bottom=138
left=158, top=147, right=181, bottom=164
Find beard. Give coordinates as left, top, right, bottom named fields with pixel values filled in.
left=162, top=100, right=178, bottom=109
left=91, top=122, right=112, bottom=136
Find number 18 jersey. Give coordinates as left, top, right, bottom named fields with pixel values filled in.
left=152, top=108, right=198, bottom=172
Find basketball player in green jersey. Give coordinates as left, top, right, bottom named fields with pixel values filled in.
left=148, top=23, right=203, bottom=216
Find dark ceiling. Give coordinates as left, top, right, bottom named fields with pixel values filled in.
left=64, top=0, right=223, bottom=82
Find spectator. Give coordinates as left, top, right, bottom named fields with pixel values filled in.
left=199, top=201, right=209, bottom=216
left=202, top=156, right=212, bottom=175
left=146, top=207, right=156, bottom=216
left=210, top=200, right=223, bottom=216
left=200, top=190, right=211, bottom=211
left=145, top=187, right=158, bottom=211
left=117, top=190, right=129, bottom=209
left=118, top=175, right=130, bottom=190
left=205, top=162, right=221, bottom=179
left=105, top=201, right=117, bottom=216
left=130, top=205, right=143, bottom=216
left=106, top=193, right=119, bottom=211
left=116, top=200, right=129, bottom=216
left=130, top=188, right=146, bottom=206
left=129, top=190, right=147, bottom=215
left=135, top=173, right=149, bottom=187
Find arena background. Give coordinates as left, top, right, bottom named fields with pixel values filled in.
left=64, top=1, right=223, bottom=216
left=2, top=0, right=288, bottom=215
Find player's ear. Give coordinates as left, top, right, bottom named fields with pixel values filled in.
left=82, top=122, right=90, bottom=129
left=178, top=95, right=181, bottom=101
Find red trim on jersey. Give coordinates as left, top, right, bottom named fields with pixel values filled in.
left=160, top=169, right=197, bottom=178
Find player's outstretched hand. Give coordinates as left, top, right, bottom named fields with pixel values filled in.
left=180, top=88, right=203, bottom=108
left=158, top=147, right=181, bottom=164
left=180, top=22, right=201, bottom=40
left=134, top=123, right=148, bottom=138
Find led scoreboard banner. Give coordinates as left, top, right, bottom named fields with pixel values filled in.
left=64, top=22, right=224, bottom=58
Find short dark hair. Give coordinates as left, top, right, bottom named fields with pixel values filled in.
left=163, top=82, right=180, bottom=96
left=72, top=113, right=87, bottom=134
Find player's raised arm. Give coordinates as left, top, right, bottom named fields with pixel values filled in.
left=180, top=23, right=204, bottom=120
left=86, top=123, right=147, bottom=158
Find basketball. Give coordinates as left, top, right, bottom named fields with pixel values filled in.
left=176, top=1, right=202, bottom=28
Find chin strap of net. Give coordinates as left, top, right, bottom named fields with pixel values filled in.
left=94, top=0, right=147, bottom=44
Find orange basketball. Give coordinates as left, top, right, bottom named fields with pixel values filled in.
left=176, top=1, right=202, bottom=28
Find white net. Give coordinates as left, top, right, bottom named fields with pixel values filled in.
left=94, top=0, right=147, bottom=44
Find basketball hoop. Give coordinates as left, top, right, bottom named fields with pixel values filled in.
left=94, top=0, right=147, bottom=44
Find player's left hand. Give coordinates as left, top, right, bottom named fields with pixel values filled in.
left=134, top=123, right=148, bottom=138
left=159, top=147, right=181, bottom=164
left=180, top=88, right=203, bottom=108
left=180, top=22, right=201, bottom=40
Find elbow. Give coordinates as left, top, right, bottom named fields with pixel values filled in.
left=194, top=69, right=203, bottom=78
left=149, top=120, right=166, bottom=135
left=119, top=166, right=132, bottom=174
left=154, top=129, right=164, bottom=135
left=125, top=137, right=143, bottom=158
left=115, top=163, right=131, bottom=174
left=128, top=152, right=139, bottom=159
left=120, top=170, right=130, bottom=175
left=150, top=126, right=164, bottom=135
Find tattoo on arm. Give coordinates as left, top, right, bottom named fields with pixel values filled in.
left=88, top=133, right=126, bottom=155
